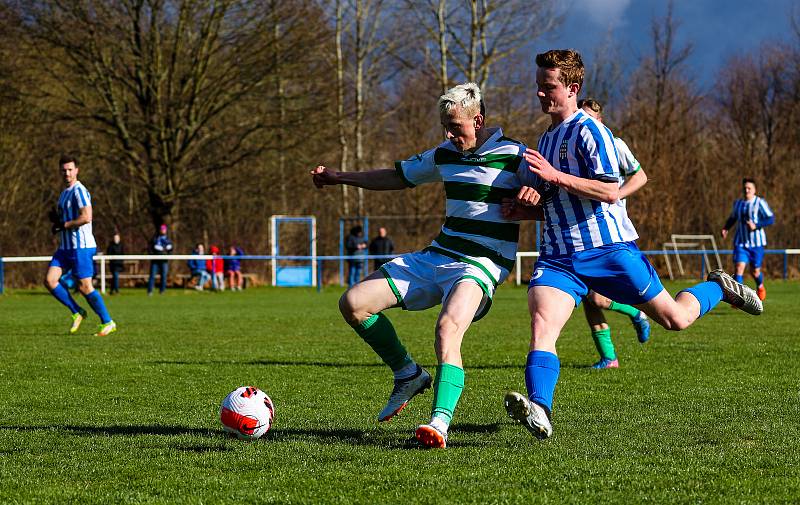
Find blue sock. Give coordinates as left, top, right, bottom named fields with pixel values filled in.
left=680, top=281, right=723, bottom=318
left=84, top=290, right=112, bottom=324
left=51, top=284, right=82, bottom=314
left=734, top=274, right=744, bottom=283
left=755, top=272, right=764, bottom=286
left=524, top=350, right=560, bottom=412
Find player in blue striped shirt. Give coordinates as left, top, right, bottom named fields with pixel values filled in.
left=721, top=178, right=774, bottom=301
left=44, top=155, right=116, bottom=336
left=502, top=50, right=763, bottom=440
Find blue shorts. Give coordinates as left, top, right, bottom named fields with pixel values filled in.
left=528, top=242, right=664, bottom=307
left=50, top=248, right=96, bottom=280
left=733, top=245, right=764, bottom=268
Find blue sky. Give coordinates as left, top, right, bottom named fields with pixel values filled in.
left=544, top=0, right=798, bottom=88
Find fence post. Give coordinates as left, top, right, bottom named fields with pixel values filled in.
left=784, top=252, right=788, bottom=280
left=99, top=256, right=106, bottom=293
left=0, top=258, right=4, bottom=295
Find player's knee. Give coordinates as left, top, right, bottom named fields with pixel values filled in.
left=43, top=277, right=57, bottom=290
left=435, top=315, right=460, bottom=341
left=659, top=314, right=690, bottom=331
left=586, top=292, right=608, bottom=308
left=338, top=289, right=366, bottom=325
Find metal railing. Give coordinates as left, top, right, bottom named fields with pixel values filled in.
left=2, top=249, right=799, bottom=293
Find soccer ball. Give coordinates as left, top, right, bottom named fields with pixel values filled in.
left=219, top=386, right=275, bottom=440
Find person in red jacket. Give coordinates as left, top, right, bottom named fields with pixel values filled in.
left=206, top=245, right=225, bottom=291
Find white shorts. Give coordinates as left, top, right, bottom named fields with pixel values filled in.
left=379, top=250, right=495, bottom=321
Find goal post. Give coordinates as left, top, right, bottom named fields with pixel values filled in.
left=269, top=215, right=317, bottom=287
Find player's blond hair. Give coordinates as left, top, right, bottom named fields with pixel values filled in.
left=438, top=82, right=484, bottom=118
left=536, top=49, right=584, bottom=89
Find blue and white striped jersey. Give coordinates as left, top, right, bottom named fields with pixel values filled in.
left=57, top=181, right=96, bottom=250
left=728, top=197, right=774, bottom=247
left=395, top=127, right=524, bottom=286
left=526, top=109, right=638, bottom=257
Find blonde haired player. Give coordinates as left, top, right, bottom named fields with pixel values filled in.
left=312, top=82, right=531, bottom=448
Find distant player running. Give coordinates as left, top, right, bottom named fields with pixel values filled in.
left=502, top=50, right=762, bottom=440
left=45, top=155, right=117, bottom=336
left=721, top=178, right=774, bottom=301
left=577, top=98, right=650, bottom=369
left=311, top=83, right=526, bottom=449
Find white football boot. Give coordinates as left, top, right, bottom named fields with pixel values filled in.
left=707, top=269, right=763, bottom=315
left=504, top=391, right=553, bottom=440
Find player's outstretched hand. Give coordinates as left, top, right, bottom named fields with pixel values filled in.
left=516, top=186, right=541, bottom=207
left=311, top=165, right=338, bottom=188
left=523, top=149, right=560, bottom=184
left=721, top=229, right=728, bottom=239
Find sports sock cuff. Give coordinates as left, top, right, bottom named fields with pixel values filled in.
left=609, top=301, right=641, bottom=319
left=756, top=273, right=764, bottom=285
left=680, top=281, right=723, bottom=318
left=734, top=274, right=744, bottom=283
left=436, top=363, right=465, bottom=384
left=354, top=313, right=379, bottom=330
left=526, top=350, right=560, bottom=369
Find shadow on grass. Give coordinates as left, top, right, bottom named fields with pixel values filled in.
left=0, top=422, right=500, bottom=449
left=149, top=359, right=385, bottom=368
left=151, top=359, right=526, bottom=370
left=0, top=424, right=216, bottom=437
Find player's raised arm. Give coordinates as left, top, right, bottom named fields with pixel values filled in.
left=523, top=148, right=618, bottom=203
left=618, top=168, right=647, bottom=200
left=311, top=165, right=407, bottom=191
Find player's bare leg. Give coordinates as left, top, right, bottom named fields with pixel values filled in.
left=505, top=286, right=574, bottom=439
left=340, top=271, right=431, bottom=423
left=416, top=281, right=483, bottom=448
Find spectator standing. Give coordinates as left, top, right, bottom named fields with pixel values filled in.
left=188, top=243, right=211, bottom=290
left=207, top=245, right=225, bottom=291
left=345, top=225, right=367, bottom=287
left=368, top=227, right=395, bottom=271
left=226, top=245, right=244, bottom=291
left=106, top=232, right=125, bottom=294
left=148, top=224, right=173, bottom=295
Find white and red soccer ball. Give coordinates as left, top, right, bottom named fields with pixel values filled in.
left=219, top=386, right=275, bottom=440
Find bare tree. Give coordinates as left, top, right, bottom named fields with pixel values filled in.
left=402, top=0, right=562, bottom=90
left=20, top=0, right=316, bottom=230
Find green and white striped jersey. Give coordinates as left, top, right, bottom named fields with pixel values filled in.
left=394, top=128, right=525, bottom=286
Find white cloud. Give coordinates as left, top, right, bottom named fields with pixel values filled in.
left=572, top=0, right=632, bottom=29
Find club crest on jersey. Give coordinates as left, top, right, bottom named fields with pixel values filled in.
left=559, top=139, right=568, bottom=161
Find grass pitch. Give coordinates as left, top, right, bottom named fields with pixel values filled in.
left=0, top=282, right=798, bottom=504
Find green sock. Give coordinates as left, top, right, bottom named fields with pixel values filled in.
left=353, top=313, right=413, bottom=371
left=591, top=328, right=617, bottom=361
left=609, top=301, right=641, bottom=320
left=431, top=363, right=465, bottom=425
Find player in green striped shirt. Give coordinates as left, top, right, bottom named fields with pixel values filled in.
left=311, top=82, right=527, bottom=448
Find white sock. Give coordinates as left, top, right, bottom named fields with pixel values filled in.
left=393, top=360, right=418, bottom=381
left=430, top=416, right=449, bottom=434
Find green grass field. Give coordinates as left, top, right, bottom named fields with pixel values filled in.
left=1, top=282, right=799, bottom=504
